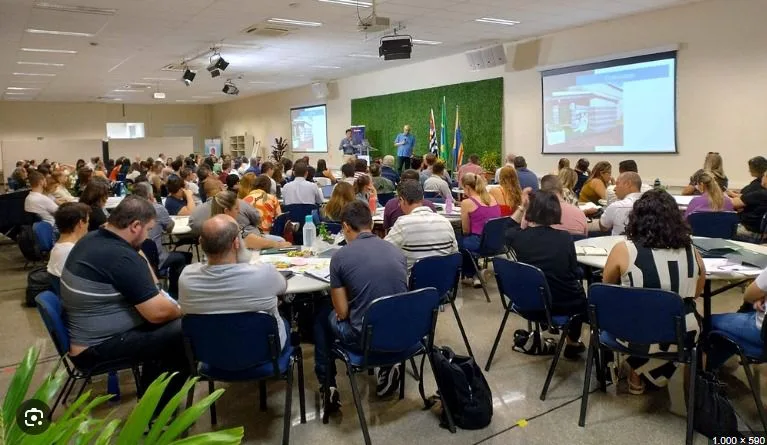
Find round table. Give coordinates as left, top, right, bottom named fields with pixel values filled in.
left=250, top=252, right=331, bottom=294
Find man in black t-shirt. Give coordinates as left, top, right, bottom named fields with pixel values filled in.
left=733, top=170, right=767, bottom=239
left=61, top=196, right=187, bottom=409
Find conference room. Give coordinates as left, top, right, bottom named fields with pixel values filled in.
left=1, top=0, right=766, bottom=444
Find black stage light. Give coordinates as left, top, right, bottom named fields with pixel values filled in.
left=207, top=56, right=229, bottom=78
left=182, top=68, right=196, bottom=86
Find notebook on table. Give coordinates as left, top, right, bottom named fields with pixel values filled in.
left=692, top=238, right=741, bottom=257
left=575, top=246, right=608, bottom=256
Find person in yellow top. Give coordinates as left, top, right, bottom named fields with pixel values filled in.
left=239, top=173, right=282, bottom=234
left=578, top=161, right=613, bottom=205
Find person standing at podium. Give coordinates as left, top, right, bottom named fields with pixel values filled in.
left=339, top=128, right=361, bottom=163
left=394, top=125, right=415, bottom=173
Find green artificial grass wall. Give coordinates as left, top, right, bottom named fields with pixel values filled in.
left=350, top=77, right=503, bottom=167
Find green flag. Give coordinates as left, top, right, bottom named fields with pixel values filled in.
left=440, top=96, right=449, bottom=161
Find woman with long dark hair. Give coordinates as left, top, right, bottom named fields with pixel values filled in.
left=602, top=189, right=706, bottom=394
left=578, top=161, right=612, bottom=205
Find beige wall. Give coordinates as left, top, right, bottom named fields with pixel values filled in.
left=211, top=0, right=767, bottom=188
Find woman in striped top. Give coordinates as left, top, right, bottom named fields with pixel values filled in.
left=603, top=189, right=706, bottom=394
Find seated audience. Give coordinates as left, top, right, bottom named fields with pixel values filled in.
left=457, top=154, right=484, bottom=184
left=423, top=160, right=453, bottom=199
left=323, top=182, right=356, bottom=222
left=314, top=201, right=408, bottom=409
left=164, top=175, right=196, bottom=216
left=340, top=163, right=356, bottom=185
left=10, top=167, right=28, bottom=190
left=126, top=162, right=142, bottom=182
left=420, top=154, right=451, bottom=186
left=731, top=170, right=767, bottom=239
left=79, top=178, right=110, bottom=231
left=682, top=152, right=728, bottom=195
left=48, top=203, right=90, bottom=282
left=282, top=161, right=324, bottom=206
left=244, top=157, right=261, bottom=176
left=147, top=161, right=164, bottom=199
left=685, top=170, right=734, bottom=218
left=506, top=190, right=587, bottom=358
left=380, top=155, right=400, bottom=185
left=383, top=170, right=436, bottom=231
left=190, top=181, right=261, bottom=237
left=600, top=172, right=643, bottom=236
left=605, top=160, right=653, bottom=205
left=179, top=214, right=288, bottom=348
left=385, top=180, right=458, bottom=268
left=93, top=160, right=108, bottom=179
left=370, top=163, right=395, bottom=194
left=459, top=172, right=501, bottom=286
left=61, top=196, right=188, bottom=410
left=573, top=158, right=590, bottom=196
left=557, top=158, right=570, bottom=172
left=306, top=165, right=317, bottom=183
left=602, top=189, right=705, bottom=393
left=217, top=160, right=235, bottom=183
left=558, top=167, right=580, bottom=205
left=707, top=269, right=766, bottom=370
left=225, top=173, right=240, bottom=193
left=495, top=153, right=516, bottom=184
left=514, top=156, right=539, bottom=192
left=48, top=171, right=77, bottom=204
left=132, top=182, right=192, bottom=298
left=354, top=174, right=376, bottom=204
left=579, top=161, right=612, bottom=205
left=24, top=171, right=58, bottom=225
left=315, top=159, right=336, bottom=185
left=260, top=161, right=278, bottom=195
left=489, top=166, right=522, bottom=216
left=211, top=191, right=290, bottom=252
left=728, top=156, right=767, bottom=198
left=353, top=158, right=368, bottom=180
left=281, top=158, right=294, bottom=180
left=241, top=174, right=282, bottom=234
left=179, top=168, right=199, bottom=201
left=535, top=175, right=588, bottom=237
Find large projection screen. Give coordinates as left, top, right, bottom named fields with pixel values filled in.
left=541, top=51, right=677, bottom=154
left=291, top=104, right=328, bottom=153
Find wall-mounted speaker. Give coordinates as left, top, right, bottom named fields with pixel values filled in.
left=312, top=82, right=329, bottom=99
left=465, top=44, right=507, bottom=71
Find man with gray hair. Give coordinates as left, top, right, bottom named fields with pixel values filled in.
left=495, top=153, right=516, bottom=184
left=179, top=214, right=289, bottom=348
left=380, top=155, right=400, bottom=185
left=600, top=171, right=643, bottom=235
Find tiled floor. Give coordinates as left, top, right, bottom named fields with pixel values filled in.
left=0, top=241, right=763, bottom=444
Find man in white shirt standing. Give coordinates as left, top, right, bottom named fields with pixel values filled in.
left=385, top=180, right=457, bottom=269
left=282, top=161, right=324, bottom=206
left=600, top=172, right=643, bottom=236
left=24, top=171, right=59, bottom=225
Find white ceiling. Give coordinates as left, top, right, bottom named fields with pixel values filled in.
left=0, top=0, right=699, bottom=104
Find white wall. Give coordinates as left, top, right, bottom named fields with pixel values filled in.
left=109, top=137, right=194, bottom=163
left=212, top=0, right=767, bottom=188
left=0, top=139, right=102, bottom=178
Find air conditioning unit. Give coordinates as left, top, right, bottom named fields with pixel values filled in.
left=465, top=44, right=507, bottom=71
left=312, top=82, right=329, bottom=99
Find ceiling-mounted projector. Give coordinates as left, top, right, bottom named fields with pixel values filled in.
left=379, top=35, right=412, bottom=61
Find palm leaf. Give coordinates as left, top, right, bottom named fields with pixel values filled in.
left=115, top=372, right=173, bottom=445
left=155, top=388, right=226, bottom=445
left=31, top=369, right=67, bottom=406
left=93, top=419, right=121, bottom=445
left=168, top=427, right=245, bottom=445
left=73, top=418, right=108, bottom=445
left=2, top=346, right=40, bottom=445
left=144, top=377, right=200, bottom=444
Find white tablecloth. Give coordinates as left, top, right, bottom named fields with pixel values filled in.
left=251, top=252, right=331, bottom=294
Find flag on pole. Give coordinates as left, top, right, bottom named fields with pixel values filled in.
left=428, top=108, right=439, bottom=155
left=452, top=105, right=464, bottom=171
left=439, top=96, right=449, bottom=161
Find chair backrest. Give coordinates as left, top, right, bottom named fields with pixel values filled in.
left=283, top=204, right=318, bottom=245
left=687, top=211, right=739, bottom=239
left=140, top=239, right=161, bottom=272
left=423, top=191, right=439, bottom=200
left=324, top=222, right=342, bottom=235
left=271, top=212, right=291, bottom=237
left=571, top=233, right=588, bottom=242
left=32, top=221, right=55, bottom=253
left=49, top=274, right=61, bottom=296
left=311, top=209, right=321, bottom=226
left=479, top=217, right=510, bottom=256
left=409, top=253, right=461, bottom=301
left=588, top=283, right=687, bottom=346
left=35, top=291, right=70, bottom=357
left=493, top=257, right=552, bottom=314
left=321, top=185, right=334, bottom=199
left=182, top=312, right=282, bottom=374
left=361, top=288, right=441, bottom=354
left=377, top=192, right=395, bottom=206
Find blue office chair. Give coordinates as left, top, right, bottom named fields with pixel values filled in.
left=321, top=185, right=334, bottom=199
left=377, top=192, right=395, bottom=206
left=33, top=221, right=55, bottom=254
left=271, top=212, right=291, bottom=238
left=35, top=291, right=143, bottom=416
left=409, top=253, right=472, bottom=357
left=580, top=284, right=698, bottom=445
left=324, top=288, right=456, bottom=444
left=485, top=258, right=583, bottom=400
left=141, top=239, right=169, bottom=289
left=183, top=312, right=306, bottom=445
left=707, top=320, right=767, bottom=432
left=460, top=217, right=512, bottom=304
left=283, top=204, right=318, bottom=246
left=687, top=211, right=739, bottom=239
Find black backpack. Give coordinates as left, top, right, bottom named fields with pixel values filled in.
left=428, top=346, right=492, bottom=430
left=693, top=371, right=739, bottom=439
left=18, top=224, right=43, bottom=264
left=25, top=266, right=51, bottom=307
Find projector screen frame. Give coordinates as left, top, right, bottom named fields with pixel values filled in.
left=539, top=50, right=678, bottom=155
left=290, top=103, right=329, bottom=153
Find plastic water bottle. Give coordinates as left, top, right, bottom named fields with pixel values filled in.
left=654, top=178, right=661, bottom=189
left=107, top=371, right=120, bottom=403
left=118, top=182, right=126, bottom=197
left=303, top=215, right=316, bottom=250
left=445, top=194, right=454, bottom=214
left=368, top=195, right=377, bottom=214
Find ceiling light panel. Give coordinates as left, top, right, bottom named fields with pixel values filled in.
left=33, top=2, right=117, bottom=16
left=475, top=17, right=521, bottom=26
left=317, top=0, right=372, bottom=7
left=13, top=72, right=56, bottom=76
left=25, top=28, right=95, bottom=37
left=6, top=87, right=41, bottom=90
left=267, top=18, right=323, bottom=27
left=17, top=61, right=65, bottom=67
left=412, top=39, right=442, bottom=45
left=20, top=48, right=77, bottom=54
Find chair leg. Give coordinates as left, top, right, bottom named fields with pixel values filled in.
left=471, top=256, right=491, bottom=303
left=296, top=350, right=306, bottom=424
left=322, top=356, right=332, bottom=425
left=740, top=354, right=767, bottom=433
left=131, top=366, right=143, bottom=399
left=259, top=381, right=268, bottom=412
left=185, top=381, right=194, bottom=410
left=578, top=341, right=596, bottom=427
left=686, top=348, right=698, bottom=445
left=347, top=369, right=372, bottom=445
left=399, top=361, right=406, bottom=400
left=73, top=377, right=90, bottom=402
left=282, top=360, right=295, bottom=445
left=50, top=375, right=74, bottom=417
left=62, top=376, right=77, bottom=406
left=425, top=348, right=456, bottom=434
left=409, top=357, right=420, bottom=381
left=450, top=300, right=474, bottom=358
left=540, top=324, right=569, bottom=401
left=208, top=380, right=217, bottom=426
left=485, top=309, right=511, bottom=372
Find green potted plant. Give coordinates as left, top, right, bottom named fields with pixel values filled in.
left=271, top=137, right=288, bottom=162
left=479, top=151, right=501, bottom=182
left=1, top=346, right=244, bottom=444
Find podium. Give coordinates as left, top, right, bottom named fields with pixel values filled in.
left=358, top=140, right=377, bottom=164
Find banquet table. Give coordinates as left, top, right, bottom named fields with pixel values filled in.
left=251, top=251, right=332, bottom=294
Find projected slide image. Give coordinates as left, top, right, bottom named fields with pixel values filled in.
left=291, top=105, right=328, bottom=153
left=542, top=54, right=676, bottom=154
